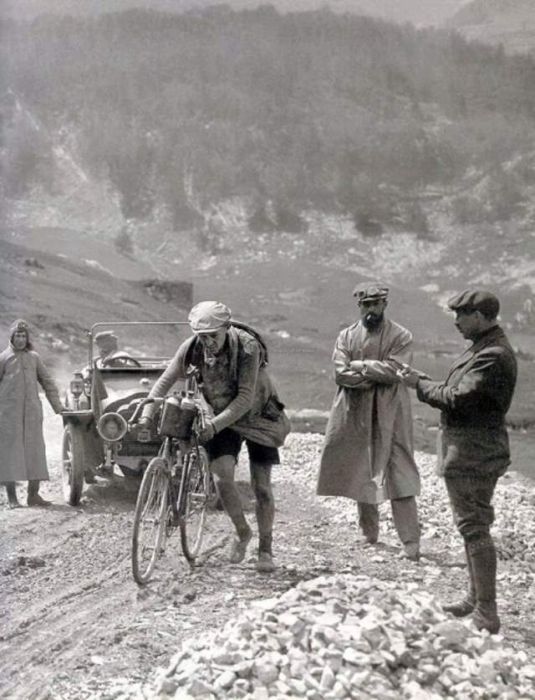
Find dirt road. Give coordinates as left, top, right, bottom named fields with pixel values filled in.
left=1, top=410, right=534, bottom=700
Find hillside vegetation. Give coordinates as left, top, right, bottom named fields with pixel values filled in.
left=0, top=0, right=467, bottom=27
left=2, top=7, right=535, bottom=242
left=1, top=6, right=534, bottom=459
left=448, top=0, right=535, bottom=55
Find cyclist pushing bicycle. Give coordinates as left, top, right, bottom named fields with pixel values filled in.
left=139, top=301, right=291, bottom=574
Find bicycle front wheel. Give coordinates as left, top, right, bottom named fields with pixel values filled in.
left=179, top=446, right=211, bottom=563
left=131, top=457, right=169, bottom=585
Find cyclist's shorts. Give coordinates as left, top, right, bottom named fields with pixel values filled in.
left=206, top=428, right=280, bottom=465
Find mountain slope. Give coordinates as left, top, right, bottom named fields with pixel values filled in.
left=448, top=0, right=535, bottom=54
left=0, top=0, right=466, bottom=27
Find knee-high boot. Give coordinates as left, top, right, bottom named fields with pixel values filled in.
left=357, top=502, right=379, bottom=544
left=468, top=537, right=500, bottom=634
left=442, top=542, right=476, bottom=617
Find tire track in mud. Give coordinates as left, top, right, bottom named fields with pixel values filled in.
left=0, top=442, right=339, bottom=700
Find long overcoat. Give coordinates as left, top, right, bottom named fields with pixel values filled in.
left=317, top=318, right=420, bottom=504
left=0, top=340, right=63, bottom=482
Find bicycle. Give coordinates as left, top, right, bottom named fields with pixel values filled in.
left=129, top=367, right=214, bottom=585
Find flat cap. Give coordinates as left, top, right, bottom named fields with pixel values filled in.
left=94, top=330, right=118, bottom=344
left=447, top=289, right=500, bottom=318
left=352, top=282, right=389, bottom=302
left=10, top=318, right=30, bottom=334
left=188, top=301, right=232, bottom=333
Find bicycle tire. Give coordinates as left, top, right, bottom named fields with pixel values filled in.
left=179, top=446, right=211, bottom=563
left=131, top=457, right=169, bottom=585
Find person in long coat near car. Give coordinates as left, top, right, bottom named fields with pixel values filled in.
left=317, top=283, right=421, bottom=559
left=0, top=319, right=64, bottom=508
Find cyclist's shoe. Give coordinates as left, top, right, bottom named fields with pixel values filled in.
left=256, top=551, right=275, bottom=573
left=229, top=530, right=252, bottom=564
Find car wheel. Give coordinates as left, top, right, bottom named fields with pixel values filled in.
left=62, top=424, right=85, bottom=506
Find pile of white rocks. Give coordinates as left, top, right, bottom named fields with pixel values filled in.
left=153, top=574, right=535, bottom=700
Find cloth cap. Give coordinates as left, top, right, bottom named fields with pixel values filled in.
left=447, top=289, right=500, bottom=318
left=352, top=282, right=389, bottom=302
left=9, top=318, right=33, bottom=350
left=188, top=301, right=232, bottom=333
left=94, top=330, right=118, bottom=345
left=10, top=318, right=30, bottom=335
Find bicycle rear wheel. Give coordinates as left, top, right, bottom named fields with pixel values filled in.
left=131, top=457, right=169, bottom=585
left=179, top=446, right=211, bottom=563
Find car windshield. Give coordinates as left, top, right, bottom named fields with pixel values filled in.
left=90, top=321, right=192, bottom=368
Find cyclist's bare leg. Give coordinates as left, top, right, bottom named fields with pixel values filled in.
left=211, top=455, right=252, bottom=562
left=250, top=463, right=275, bottom=572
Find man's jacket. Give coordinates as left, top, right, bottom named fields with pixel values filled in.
left=416, top=326, right=517, bottom=477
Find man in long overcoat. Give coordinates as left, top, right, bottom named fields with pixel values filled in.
left=317, top=283, right=421, bottom=559
left=400, top=290, right=517, bottom=634
left=0, top=319, right=64, bottom=507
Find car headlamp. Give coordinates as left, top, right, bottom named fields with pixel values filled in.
left=97, top=412, right=128, bottom=442
left=70, top=372, right=84, bottom=398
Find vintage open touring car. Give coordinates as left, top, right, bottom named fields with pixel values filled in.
left=61, top=321, right=192, bottom=505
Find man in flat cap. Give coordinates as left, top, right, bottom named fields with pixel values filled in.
left=94, top=331, right=139, bottom=369
left=141, top=301, right=290, bottom=573
left=400, top=289, right=517, bottom=634
left=317, top=282, right=421, bottom=560
left=94, top=331, right=121, bottom=367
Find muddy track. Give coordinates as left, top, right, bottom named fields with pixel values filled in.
left=1, top=411, right=534, bottom=699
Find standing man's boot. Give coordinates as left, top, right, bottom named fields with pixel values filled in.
left=27, top=480, right=52, bottom=507
left=5, top=482, right=20, bottom=508
left=392, top=496, right=420, bottom=561
left=357, top=502, right=379, bottom=544
left=251, top=463, right=275, bottom=573
left=443, top=542, right=476, bottom=617
left=468, top=537, right=500, bottom=634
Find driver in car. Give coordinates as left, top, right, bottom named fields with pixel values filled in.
left=94, top=331, right=124, bottom=367
left=94, top=331, right=140, bottom=369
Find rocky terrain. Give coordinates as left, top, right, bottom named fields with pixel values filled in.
left=1, top=412, right=534, bottom=699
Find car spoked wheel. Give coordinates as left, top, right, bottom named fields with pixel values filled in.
left=131, top=458, right=169, bottom=585
left=62, top=425, right=85, bottom=506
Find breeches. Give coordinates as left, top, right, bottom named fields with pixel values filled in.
left=445, top=474, right=499, bottom=543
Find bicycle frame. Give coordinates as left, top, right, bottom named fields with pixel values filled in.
left=130, top=365, right=212, bottom=583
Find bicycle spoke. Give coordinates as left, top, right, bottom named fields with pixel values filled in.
left=179, top=447, right=211, bottom=562
left=131, top=459, right=168, bottom=585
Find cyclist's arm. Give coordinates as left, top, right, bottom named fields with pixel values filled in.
left=210, top=341, right=260, bottom=434
left=141, top=345, right=187, bottom=419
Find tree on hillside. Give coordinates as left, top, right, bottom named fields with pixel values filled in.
left=2, top=7, right=535, bottom=226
